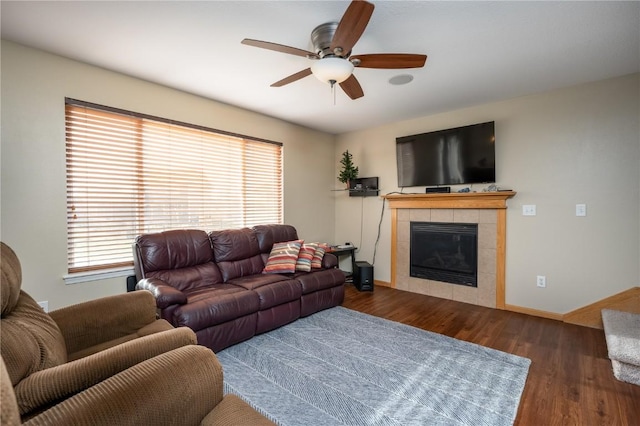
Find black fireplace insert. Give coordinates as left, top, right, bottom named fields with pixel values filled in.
left=410, top=221, right=478, bottom=287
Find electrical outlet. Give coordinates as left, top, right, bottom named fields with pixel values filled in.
left=536, top=276, right=546, bottom=288
left=522, top=205, right=536, bottom=216
left=576, top=204, right=587, bottom=217
left=37, top=301, right=49, bottom=312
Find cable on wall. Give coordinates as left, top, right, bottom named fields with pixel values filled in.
left=358, top=195, right=364, bottom=253
left=371, top=197, right=386, bottom=266
left=371, top=191, right=407, bottom=265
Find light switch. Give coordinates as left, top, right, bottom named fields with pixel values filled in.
left=576, top=204, right=587, bottom=217
left=522, top=205, right=536, bottom=216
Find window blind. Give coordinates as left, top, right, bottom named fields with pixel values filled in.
left=65, top=99, right=283, bottom=273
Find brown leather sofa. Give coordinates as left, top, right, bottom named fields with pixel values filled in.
left=133, top=224, right=345, bottom=352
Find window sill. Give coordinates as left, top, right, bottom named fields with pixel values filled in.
left=64, top=267, right=134, bottom=285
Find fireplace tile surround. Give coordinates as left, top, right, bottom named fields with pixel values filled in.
left=385, top=192, right=516, bottom=309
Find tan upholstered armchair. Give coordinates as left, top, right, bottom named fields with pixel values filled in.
left=0, top=242, right=197, bottom=421
left=1, top=345, right=275, bottom=426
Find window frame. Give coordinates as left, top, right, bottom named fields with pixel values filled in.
left=64, top=98, right=283, bottom=274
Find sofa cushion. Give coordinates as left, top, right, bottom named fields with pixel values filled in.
left=135, top=229, right=213, bottom=272
left=253, top=225, right=299, bottom=254
left=209, top=228, right=259, bottom=262
left=263, top=240, right=303, bottom=274
left=295, top=243, right=318, bottom=272
left=228, top=275, right=302, bottom=310
left=145, top=263, right=224, bottom=293
left=215, top=256, right=265, bottom=283
left=175, top=285, right=260, bottom=330
left=135, top=230, right=223, bottom=292
left=210, top=228, right=264, bottom=281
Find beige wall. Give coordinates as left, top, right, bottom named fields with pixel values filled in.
left=1, top=41, right=336, bottom=309
left=3, top=40, right=638, bottom=315
left=335, top=73, right=640, bottom=314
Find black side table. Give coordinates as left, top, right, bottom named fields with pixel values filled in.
left=326, top=246, right=357, bottom=280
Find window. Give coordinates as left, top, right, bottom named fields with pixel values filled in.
left=65, top=98, right=283, bottom=273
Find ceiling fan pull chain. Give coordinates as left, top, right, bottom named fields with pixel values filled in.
left=331, top=80, right=336, bottom=105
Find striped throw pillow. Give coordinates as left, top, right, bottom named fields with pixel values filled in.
left=295, top=243, right=318, bottom=272
left=263, top=240, right=304, bottom=274
left=310, top=243, right=328, bottom=269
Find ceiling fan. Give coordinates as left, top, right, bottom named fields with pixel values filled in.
left=241, top=0, right=427, bottom=100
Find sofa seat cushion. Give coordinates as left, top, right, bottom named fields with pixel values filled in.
left=294, top=269, right=346, bottom=295
left=174, top=285, right=260, bottom=330
left=228, top=275, right=302, bottom=310
left=145, top=263, right=223, bottom=293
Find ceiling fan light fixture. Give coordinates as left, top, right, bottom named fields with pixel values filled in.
left=311, top=57, right=354, bottom=85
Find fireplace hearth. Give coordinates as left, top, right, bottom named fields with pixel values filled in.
left=410, top=222, right=478, bottom=287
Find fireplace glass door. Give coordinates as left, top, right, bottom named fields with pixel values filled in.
left=410, top=222, right=478, bottom=287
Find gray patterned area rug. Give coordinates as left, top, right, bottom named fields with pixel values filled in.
left=216, top=306, right=530, bottom=426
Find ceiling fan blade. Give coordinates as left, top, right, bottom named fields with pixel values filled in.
left=351, top=54, right=427, bottom=69
left=330, top=0, right=375, bottom=56
left=339, top=75, right=364, bottom=100
left=242, top=39, right=319, bottom=59
left=271, top=68, right=313, bottom=87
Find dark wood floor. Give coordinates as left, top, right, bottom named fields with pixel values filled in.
left=341, top=284, right=640, bottom=425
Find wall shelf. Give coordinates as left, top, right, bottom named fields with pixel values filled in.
left=349, top=177, right=379, bottom=197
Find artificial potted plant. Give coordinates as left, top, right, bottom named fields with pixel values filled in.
left=338, top=150, right=359, bottom=189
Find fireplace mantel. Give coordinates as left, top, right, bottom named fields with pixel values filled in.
left=384, top=191, right=516, bottom=209
left=384, top=191, right=516, bottom=309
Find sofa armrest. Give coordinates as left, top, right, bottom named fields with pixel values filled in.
left=25, top=345, right=223, bottom=426
left=322, top=252, right=338, bottom=269
left=136, top=278, right=188, bottom=309
left=14, top=327, right=197, bottom=416
left=50, top=291, right=159, bottom=354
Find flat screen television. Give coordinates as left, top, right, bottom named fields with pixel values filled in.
left=396, top=121, right=495, bottom=187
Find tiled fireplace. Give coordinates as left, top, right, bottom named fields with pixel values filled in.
left=384, top=192, right=516, bottom=309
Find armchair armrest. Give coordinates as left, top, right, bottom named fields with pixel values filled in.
left=49, top=291, right=159, bottom=355
left=136, top=278, right=187, bottom=309
left=14, top=327, right=197, bottom=416
left=26, top=345, right=222, bottom=426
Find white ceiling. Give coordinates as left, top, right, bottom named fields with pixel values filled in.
left=2, top=1, right=639, bottom=135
